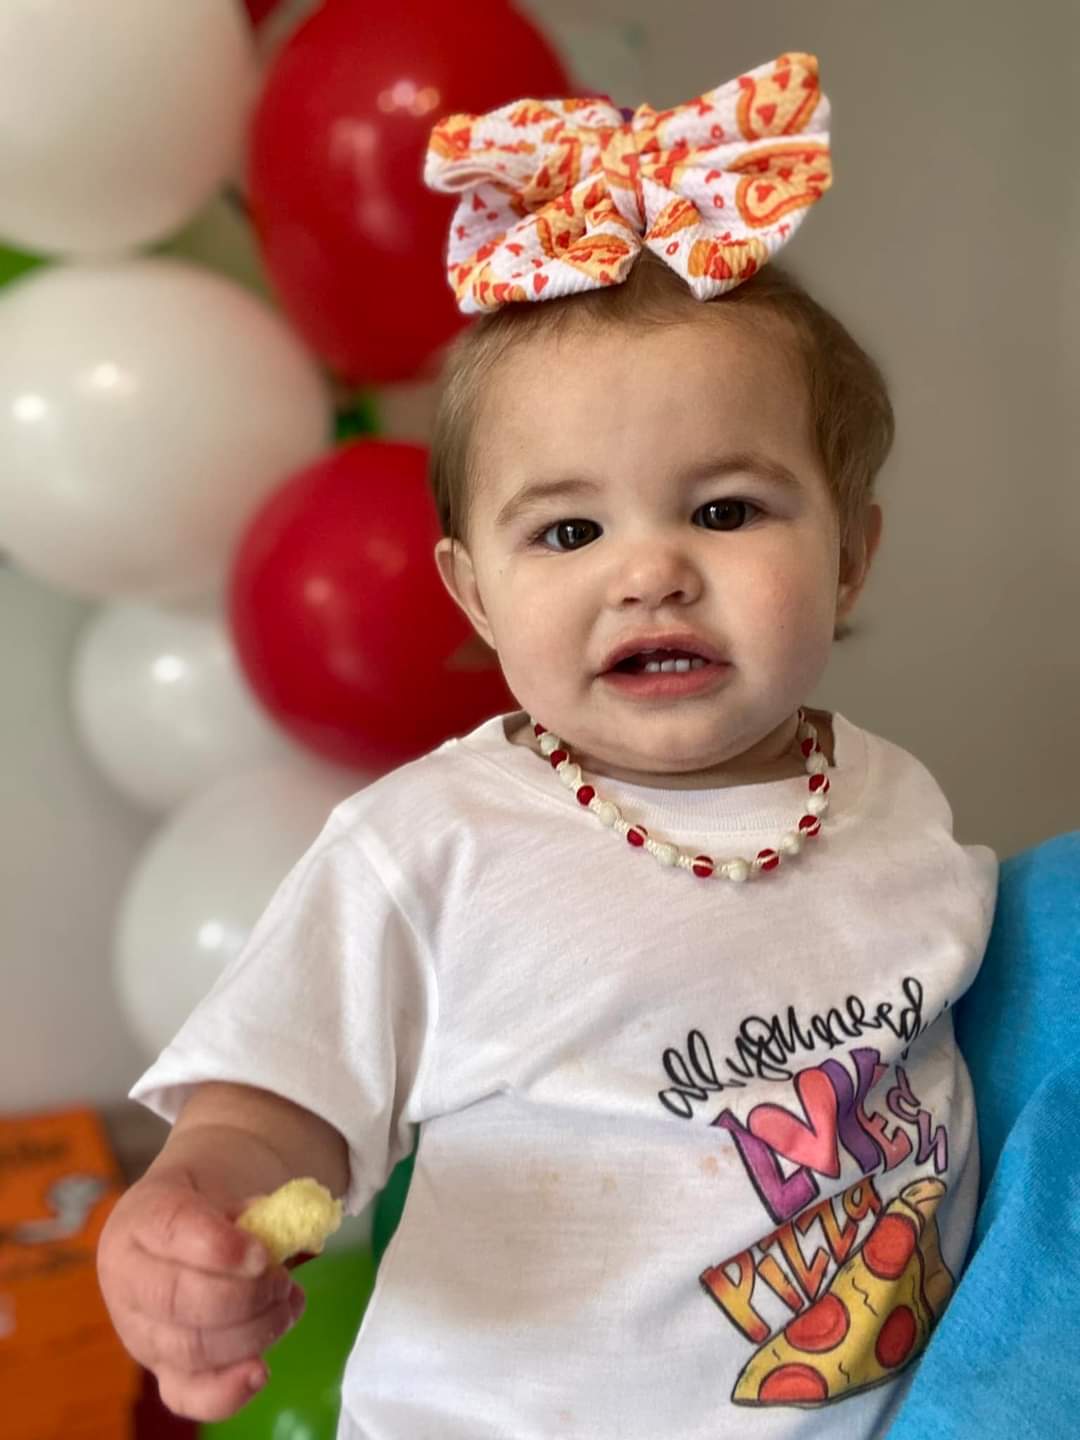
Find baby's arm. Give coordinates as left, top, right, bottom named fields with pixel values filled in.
left=97, top=1082, right=349, bottom=1424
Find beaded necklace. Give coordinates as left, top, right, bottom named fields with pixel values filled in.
left=528, top=710, right=830, bottom=882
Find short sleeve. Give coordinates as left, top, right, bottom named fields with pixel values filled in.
left=128, top=813, right=438, bottom=1215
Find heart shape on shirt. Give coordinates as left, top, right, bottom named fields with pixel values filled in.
left=748, top=1066, right=841, bottom=1177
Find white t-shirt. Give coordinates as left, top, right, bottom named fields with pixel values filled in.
left=132, top=710, right=997, bottom=1440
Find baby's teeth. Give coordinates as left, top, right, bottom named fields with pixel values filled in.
left=644, top=660, right=680, bottom=673
left=642, top=657, right=707, bottom=674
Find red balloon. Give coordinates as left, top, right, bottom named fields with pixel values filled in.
left=247, top=0, right=570, bottom=385
left=229, top=441, right=515, bottom=771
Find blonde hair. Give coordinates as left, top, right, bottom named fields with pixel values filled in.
left=429, top=248, right=894, bottom=568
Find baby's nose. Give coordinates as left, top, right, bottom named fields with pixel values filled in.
left=613, top=546, right=702, bottom=607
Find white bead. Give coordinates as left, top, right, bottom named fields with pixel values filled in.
left=539, top=733, right=560, bottom=757
left=613, top=819, right=630, bottom=837
left=806, top=792, right=829, bottom=817
left=648, top=840, right=679, bottom=866
left=594, top=800, right=620, bottom=827
left=723, top=858, right=750, bottom=883
left=806, top=751, right=828, bottom=775
left=778, top=831, right=804, bottom=855
left=557, top=761, right=582, bottom=787
left=798, top=720, right=816, bottom=742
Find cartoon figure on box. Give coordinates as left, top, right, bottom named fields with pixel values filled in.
left=5, top=1176, right=108, bottom=1246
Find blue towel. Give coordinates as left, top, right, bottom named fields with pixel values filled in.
left=887, top=831, right=1080, bottom=1437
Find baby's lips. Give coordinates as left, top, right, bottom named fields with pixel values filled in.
left=285, top=1250, right=318, bottom=1270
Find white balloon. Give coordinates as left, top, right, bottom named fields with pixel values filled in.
left=114, top=762, right=365, bottom=1058
left=73, top=599, right=298, bottom=813
left=0, top=257, right=331, bottom=599
left=0, top=0, right=258, bottom=256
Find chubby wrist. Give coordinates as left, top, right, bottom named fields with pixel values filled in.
left=147, top=1082, right=349, bottom=1204
left=145, top=1121, right=293, bottom=1213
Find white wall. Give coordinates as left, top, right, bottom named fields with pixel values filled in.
left=2, top=567, right=154, bottom=1110
left=2, top=0, right=1077, bottom=1114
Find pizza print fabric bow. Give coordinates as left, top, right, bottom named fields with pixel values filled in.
left=424, top=52, right=832, bottom=314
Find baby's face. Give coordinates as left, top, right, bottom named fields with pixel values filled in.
left=438, top=313, right=864, bottom=784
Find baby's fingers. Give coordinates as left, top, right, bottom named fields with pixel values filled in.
left=144, top=1283, right=306, bottom=1376
left=136, top=1180, right=270, bottom=1276
left=117, top=1246, right=295, bottom=1330
left=155, top=1356, right=272, bottom=1425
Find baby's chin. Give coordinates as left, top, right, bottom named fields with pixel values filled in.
left=568, top=737, right=753, bottom=786
left=566, top=710, right=804, bottom=783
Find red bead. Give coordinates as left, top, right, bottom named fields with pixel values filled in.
left=756, top=848, right=780, bottom=871
left=627, top=825, right=648, bottom=847
left=576, top=785, right=596, bottom=806
left=692, top=854, right=714, bottom=877
left=549, top=749, right=568, bottom=767
left=808, top=773, right=830, bottom=793
left=798, top=814, right=821, bottom=836
left=800, top=737, right=818, bottom=758
left=533, top=722, right=547, bottom=737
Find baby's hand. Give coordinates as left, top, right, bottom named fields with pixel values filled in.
left=97, top=1173, right=306, bottom=1422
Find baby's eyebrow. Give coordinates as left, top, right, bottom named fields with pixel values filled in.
left=676, top=451, right=802, bottom=491
left=494, top=477, right=602, bottom=531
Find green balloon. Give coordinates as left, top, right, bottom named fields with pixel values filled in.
left=0, top=243, right=43, bottom=288
left=201, top=1246, right=377, bottom=1440
left=333, top=392, right=381, bottom=444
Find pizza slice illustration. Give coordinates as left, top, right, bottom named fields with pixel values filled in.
left=732, top=1178, right=954, bottom=1408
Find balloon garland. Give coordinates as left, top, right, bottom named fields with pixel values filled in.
left=0, top=9, right=576, bottom=1433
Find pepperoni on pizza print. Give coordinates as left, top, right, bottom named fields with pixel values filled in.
left=731, top=1179, right=955, bottom=1408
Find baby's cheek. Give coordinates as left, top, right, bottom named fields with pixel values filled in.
left=758, top=569, right=836, bottom=671
left=486, top=600, right=557, bottom=706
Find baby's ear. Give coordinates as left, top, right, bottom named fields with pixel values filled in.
left=836, top=503, right=883, bottom=622
left=434, top=537, right=497, bottom=650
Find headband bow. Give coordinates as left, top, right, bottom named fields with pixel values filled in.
left=424, top=52, right=831, bottom=314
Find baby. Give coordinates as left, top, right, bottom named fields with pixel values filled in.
left=97, top=54, right=997, bottom=1440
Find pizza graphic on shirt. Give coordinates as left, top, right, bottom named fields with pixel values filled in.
left=732, top=1178, right=955, bottom=1408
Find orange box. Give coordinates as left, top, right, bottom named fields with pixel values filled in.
left=0, top=1106, right=139, bottom=1439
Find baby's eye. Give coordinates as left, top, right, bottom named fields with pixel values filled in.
left=532, top=519, right=602, bottom=551
left=694, top=499, right=760, bottom=531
